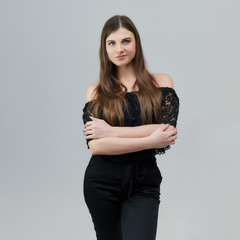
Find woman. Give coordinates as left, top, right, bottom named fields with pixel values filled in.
left=82, top=15, right=179, bottom=240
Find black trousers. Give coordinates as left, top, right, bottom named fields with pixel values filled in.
left=83, top=154, right=162, bottom=240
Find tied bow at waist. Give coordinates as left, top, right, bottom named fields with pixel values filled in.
left=120, top=156, right=156, bottom=202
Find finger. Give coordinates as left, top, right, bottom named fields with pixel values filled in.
left=171, top=132, right=177, bottom=138
left=90, top=116, right=100, bottom=121
left=170, top=135, right=177, bottom=141
left=162, top=124, right=170, bottom=130
left=85, top=135, right=94, bottom=139
left=83, top=127, right=90, bottom=134
left=170, top=128, right=177, bottom=135
left=84, top=130, right=92, bottom=136
left=84, top=122, right=93, bottom=127
left=84, top=125, right=93, bottom=131
left=84, top=127, right=94, bottom=134
left=83, top=125, right=93, bottom=132
left=166, top=130, right=177, bottom=138
left=169, top=137, right=176, bottom=144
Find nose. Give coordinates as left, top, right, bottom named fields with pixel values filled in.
left=116, top=43, right=124, bottom=53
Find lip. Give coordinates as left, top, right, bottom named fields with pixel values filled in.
left=116, top=55, right=127, bottom=59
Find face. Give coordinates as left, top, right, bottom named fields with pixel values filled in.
left=105, top=27, right=136, bottom=67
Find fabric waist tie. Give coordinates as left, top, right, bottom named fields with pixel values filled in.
left=121, top=157, right=155, bottom=202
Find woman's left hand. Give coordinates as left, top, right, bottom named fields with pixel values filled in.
left=84, top=117, right=112, bottom=139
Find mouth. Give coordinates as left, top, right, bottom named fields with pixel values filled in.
left=116, top=55, right=127, bottom=59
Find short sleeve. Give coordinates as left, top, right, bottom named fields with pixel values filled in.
left=82, top=102, right=93, bottom=149
left=155, top=87, right=180, bottom=155
left=160, top=87, right=180, bottom=127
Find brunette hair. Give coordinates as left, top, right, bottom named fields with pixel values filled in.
left=88, top=15, right=163, bottom=125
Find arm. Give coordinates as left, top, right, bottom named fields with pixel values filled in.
left=84, top=74, right=177, bottom=139
left=112, top=124, right=175, bottom=137
left=88, top=125, right=177, bottom=155
left=83, top=77, right=178, bottom=154
left=89, top=136, right=152, bottom=155
left=84, top=117, right=176, bottom=139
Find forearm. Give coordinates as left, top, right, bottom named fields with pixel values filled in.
left=111, top=124, right=175, bottom=138
left=89, top=136, right=153, bottom=155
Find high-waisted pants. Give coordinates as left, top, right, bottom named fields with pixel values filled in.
left=83, top=154, right=162, bottom=240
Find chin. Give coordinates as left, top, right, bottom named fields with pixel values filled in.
left=115, top=63, right=127, bottom=67
left=114, top=60, right=133, bottom=67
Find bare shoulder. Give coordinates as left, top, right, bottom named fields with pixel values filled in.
left=150, top=72, right=174, bottom=89
left=86, top=81, right=99, bottom=102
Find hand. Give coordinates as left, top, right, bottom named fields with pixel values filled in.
left=149, top=124, right=177, bottom=148
left=84, top=117, right=112, bottom=139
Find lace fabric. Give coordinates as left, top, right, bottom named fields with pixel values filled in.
left=82, top=87, right=180, bottom=156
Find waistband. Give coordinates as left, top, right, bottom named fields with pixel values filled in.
left=103, top=149, right=156, bottom=163
left=120, top=156, right=156, bottom=202
left=93, top=152, right=157, bottom=202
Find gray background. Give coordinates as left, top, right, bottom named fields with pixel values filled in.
left=1, top=0, right=239, bottom=239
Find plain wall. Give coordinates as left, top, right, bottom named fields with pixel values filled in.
left=0, top=0, right=239, bottom=239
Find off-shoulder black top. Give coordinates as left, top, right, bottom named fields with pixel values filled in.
left=82, top=87, right=180, bottom=162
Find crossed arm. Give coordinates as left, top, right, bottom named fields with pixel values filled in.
left=83, top=76, right=178, bottom=155
left=83, top=117, right=177, bottom=155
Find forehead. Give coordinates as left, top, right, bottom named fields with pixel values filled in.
left=106, top=27, right=135, bottom=41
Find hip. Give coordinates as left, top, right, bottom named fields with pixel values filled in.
left=84, top=155, right=162, bottom=187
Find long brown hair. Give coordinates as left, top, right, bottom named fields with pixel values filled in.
left=88, top=15, right=163, bottom=126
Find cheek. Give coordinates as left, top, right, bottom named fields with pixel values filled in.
left=106, top=48, right=114, bottom=59
left=128, top=44, right=136, bottom=56
left=133, top=43, right=136, bottom=54
left=128, top=42, right=135, bottom=51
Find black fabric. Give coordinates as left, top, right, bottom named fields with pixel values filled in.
left=82, top=87, right=180, bottom=239
left=84, top=155, right=161, bottom=240
left=82, top=87, right=180, bottom=156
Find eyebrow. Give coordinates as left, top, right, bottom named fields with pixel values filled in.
left=106, top=37, right=132, bottom=43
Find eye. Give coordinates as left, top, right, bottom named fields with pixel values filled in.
left=123, top=39, right=130, bottom=44
left=108, top=42, right=115, bottom=46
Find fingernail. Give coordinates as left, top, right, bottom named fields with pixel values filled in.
left=89, top=116, right=93, bottom=119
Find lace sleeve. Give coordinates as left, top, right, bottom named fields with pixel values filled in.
left=155, top=87, right=180, bottom=155
left=82, top=102, right=93, bottom=149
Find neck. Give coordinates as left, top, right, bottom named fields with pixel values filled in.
left=117, top=64, right=136, bottom=87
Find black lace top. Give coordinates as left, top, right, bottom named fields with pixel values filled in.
left=82, top=87, right=180, bottom=162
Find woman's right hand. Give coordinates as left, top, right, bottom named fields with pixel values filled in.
left=84, top=117, right=112, bottom=139
left=149, top=124, right=177, bottom=148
